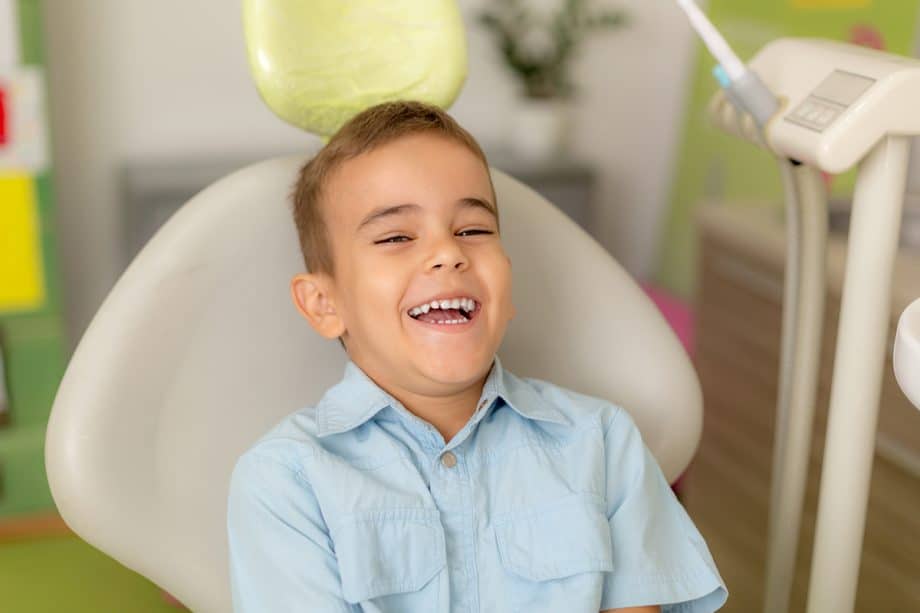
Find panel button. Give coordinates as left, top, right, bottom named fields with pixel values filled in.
left=441, top=451, right=457, bottom=468
left=796, top=102, right=816, bottom=118
left=786, top=96, right=844, bottom=133
left=816, top=108, right=837, bottom=125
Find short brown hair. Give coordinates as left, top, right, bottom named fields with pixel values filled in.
left=290, top=100, right=496, bottom=275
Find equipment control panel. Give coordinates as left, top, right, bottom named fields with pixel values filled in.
left=785, top=70, right=875, bottom=132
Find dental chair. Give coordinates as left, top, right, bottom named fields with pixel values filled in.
left=45, top=155, right=703, bottom=613
left=44, top=2, right=703, bottom=612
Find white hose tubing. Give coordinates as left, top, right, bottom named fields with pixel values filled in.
left=675, top=0, right=746, bottom=80
left=764, top=162, right=827, bottom=613
left=773, top=160, right=801, bottom=485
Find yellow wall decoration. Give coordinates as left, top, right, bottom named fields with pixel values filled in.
left=791, top=0, right=872, bottom=8
left=0, top=174, right=45, bottom=312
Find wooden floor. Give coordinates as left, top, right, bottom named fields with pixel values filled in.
left=683, top=346, right=920, bottom=613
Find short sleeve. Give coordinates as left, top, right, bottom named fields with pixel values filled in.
left=227, top=449, right=355, bottom=613
left=599, top=408, right=728, bottom=612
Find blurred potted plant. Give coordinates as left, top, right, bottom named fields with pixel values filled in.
left=479, top=0, right=627, bottom=159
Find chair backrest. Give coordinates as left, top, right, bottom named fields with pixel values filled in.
left=45, top=155, right=702, bottom=613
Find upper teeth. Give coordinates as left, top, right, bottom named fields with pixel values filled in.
left=408, top=297, right=476, bottom=317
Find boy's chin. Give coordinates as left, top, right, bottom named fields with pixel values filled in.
left=413, top=353, right=494, bottom=387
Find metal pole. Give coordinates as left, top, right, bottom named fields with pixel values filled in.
left=805, top=135, right=910, bottom=613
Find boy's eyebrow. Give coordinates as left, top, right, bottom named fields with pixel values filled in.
left=458, top=196, right=498, bottom=219
left=356, top=197, right=496, bottom=233
left=357, top=203, right=421, bottom=232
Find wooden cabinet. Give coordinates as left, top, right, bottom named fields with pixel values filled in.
left=685, top=204, right=920, bottom=612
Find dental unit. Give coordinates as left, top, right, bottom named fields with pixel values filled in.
left=677, top=2, right=920, bottom=612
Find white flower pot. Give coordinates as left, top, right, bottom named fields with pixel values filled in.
left=508, top=98, right=571, bottom=161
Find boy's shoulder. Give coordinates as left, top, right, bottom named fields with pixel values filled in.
left=234, top=405, right=325, bottom=472
left=501, top=369, right=627, bottom=434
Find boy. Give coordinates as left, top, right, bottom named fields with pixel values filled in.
left=227, top=100, right=727, bottom=612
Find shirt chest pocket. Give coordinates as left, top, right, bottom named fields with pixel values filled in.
left=494, top=494, right=614, bottom=612
left=331, top=508, right=447, bottom=611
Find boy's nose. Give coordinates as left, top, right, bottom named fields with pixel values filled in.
left=431, top=260, right=465, bottom=270
left=427, top=239, right=469, bottom=272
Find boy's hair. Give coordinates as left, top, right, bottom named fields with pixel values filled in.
left=290, top=100, right=497, bottom=275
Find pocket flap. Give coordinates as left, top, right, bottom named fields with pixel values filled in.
left=494, top=494, right=614, bottom=581
left=332, top=507, right=447, bottom=604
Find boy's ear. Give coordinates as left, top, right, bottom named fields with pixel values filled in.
left=290, top=273, right=346, bottom=339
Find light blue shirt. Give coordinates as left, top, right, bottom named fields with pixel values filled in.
left=227, top=356, right=727, bottom=612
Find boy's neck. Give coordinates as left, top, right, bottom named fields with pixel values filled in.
left=391, top=379, right=486, bottom=445
left=352, top=357, right=490, bottom=445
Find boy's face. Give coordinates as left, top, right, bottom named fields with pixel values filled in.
left=295, top=132, right=514, bottom=397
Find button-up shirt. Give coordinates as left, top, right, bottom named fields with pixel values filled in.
left=227, top=356, right=727, bottom=612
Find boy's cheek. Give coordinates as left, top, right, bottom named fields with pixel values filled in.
left=501, top=257, right=514, bottom=320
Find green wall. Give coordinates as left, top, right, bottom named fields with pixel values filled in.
left=0, top=0, right=68, bottom=518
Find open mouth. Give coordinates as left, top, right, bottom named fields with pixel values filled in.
left=407, top=297, right=480, bottom=325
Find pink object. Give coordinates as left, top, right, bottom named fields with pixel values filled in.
left=161, top=590, right=187, bottom=609
left=0, top=86, right=8, bottom=145
left=641, top=283, right=695, bottom=357
left=850, top=23, right=885, bottom=51
left=642, top=282, right=696, bottom=497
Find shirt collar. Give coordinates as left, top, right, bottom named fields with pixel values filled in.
left=315, top=354, right=569, bottom=438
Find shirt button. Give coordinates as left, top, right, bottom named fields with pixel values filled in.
left=441, top=451, right=457, bottom=468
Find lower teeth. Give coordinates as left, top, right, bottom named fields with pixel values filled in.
left=410, top=309, right=472, bottom=324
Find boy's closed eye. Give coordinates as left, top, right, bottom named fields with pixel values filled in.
left=374, top=235, right=413, bottom=244
left=457, top=228, right=495, bottom=236
left=373, top=228, right=495, bottom=245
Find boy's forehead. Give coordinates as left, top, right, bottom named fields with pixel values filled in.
left=325, top=135, right=494, bottom=226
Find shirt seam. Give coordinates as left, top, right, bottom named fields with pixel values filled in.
left=250, top=435, right=410, bottom=475
left=602, top=404, right=625, bottom=440
left=350, top=570, right=444, bottom=599
left=256, top=432, right=412, bottom=473
left=598, top=567, right=726, bottom=609
left=491, top=489, right=605, bottom=524
left=604, top=565, right=719, bottom=583
left=475, top=420, right=603, bottom=466
left=318, top=450, right=411, bottom=473
left=331, top=507, right=441, bottom=525
left=501, top=555, right=614, bottom=581
left=247, top=444, right=312, bottom=477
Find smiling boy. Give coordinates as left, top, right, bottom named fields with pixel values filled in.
left=227, top=100, right=727, bottom=612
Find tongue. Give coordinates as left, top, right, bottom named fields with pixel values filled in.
left=417, top=308, right=466, bottom=324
